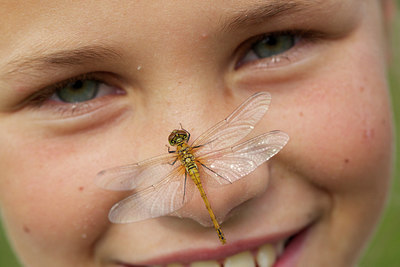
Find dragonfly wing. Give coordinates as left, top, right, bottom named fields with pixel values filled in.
left=95, top=153, right=178, bottom=191
left=108, top=167, right=195, bottom=223
left=198, top=131, right=289, bottom=185
left=192, top=92, right=271, bottom=154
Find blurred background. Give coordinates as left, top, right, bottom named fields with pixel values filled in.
left=359, top=2, right=400, bottom=266
left=1, top=3, right=399, bottom=267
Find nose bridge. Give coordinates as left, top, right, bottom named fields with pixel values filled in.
left=133, top=22, right=229, bottom=128
left=145, top=77, right=230, bottom=138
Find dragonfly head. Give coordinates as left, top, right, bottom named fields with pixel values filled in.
left=168, top=129, right=189, bottom=146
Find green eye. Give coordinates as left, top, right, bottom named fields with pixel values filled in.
left=56, top=79, right=99, bottom=103
left=252, top=34, right=295, bottom=58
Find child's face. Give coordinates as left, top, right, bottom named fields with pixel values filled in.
left=0, top=1, right=395, bottom=266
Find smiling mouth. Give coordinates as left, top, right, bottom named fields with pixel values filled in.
left=116, top=227, right=309, bottom=267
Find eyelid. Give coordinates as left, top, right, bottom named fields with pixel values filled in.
left=26, top=73, right=104, bottom=106
left=235, top=30, right=325, bottom=69
left=19, top=72, right=126, bottom=118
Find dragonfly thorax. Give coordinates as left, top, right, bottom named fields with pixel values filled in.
left=168, top=129, right=189, bottom=146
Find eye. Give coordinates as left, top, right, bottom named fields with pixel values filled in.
left=53, top=79, right=100, bottom=103
left=23, top=73, right=126, bottom=118
left=236, top=32, right=299, bottom=68
left=51, top=78, right=117, bottom=104
left=252, top=33, right=296, bottom=58
left=27, top=74, right=124, bottom=107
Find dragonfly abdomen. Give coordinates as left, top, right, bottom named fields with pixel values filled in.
left=187, top=164, right=227, bottom=244
left=177, top=143, right=226, bottom=244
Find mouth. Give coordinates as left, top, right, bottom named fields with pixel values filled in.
left=116, top=226, right=310, bottom=267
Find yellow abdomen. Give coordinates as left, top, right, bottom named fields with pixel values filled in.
left=177, top=143, right=226, bottom=244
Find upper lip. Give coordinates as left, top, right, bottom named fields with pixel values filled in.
left=115, top=223, right=311, bottom=266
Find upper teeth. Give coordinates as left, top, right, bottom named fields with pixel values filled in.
left=256, top=244, right=277, bottom=267
left=224, top=251, right=255, bottom=267
left=156, top=239, right=285, bottom=267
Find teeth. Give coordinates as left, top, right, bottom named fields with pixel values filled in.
left=164, top=240, right=282, bottom=267
left=224, top=251, right=255, bottom=267
left=190, top=260, right=220, bottom=267
left=256, top=244, right=277, bottom=267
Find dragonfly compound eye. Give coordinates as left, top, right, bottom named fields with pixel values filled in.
left=168, top=129, right=189, bottom=146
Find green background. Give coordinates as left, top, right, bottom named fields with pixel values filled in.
left=1, top=6, right=399, bottom=267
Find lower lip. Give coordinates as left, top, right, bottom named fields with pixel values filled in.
left=274, top=227, right=309, bottom=267
left=117, top=227, right=311, bottom=267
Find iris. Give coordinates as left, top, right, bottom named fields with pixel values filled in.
left=56, top=79, right=99, bottom=103
left=252, top=34, right=295, bottom=58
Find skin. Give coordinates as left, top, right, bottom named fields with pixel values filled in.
left=0, top=0, right=395, bottom=266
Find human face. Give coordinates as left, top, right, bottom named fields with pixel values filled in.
left=0, top=0, right=395, bottom=266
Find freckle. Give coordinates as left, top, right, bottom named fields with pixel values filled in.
left=299, top=111, right=304, bottom=117
left=23, top=225, right=30, bottom=233
left=360, top=86, right=365, bottom=92
left=344, top=158, right=350, bottom=164
left=78, top=186, right=84, bottom=191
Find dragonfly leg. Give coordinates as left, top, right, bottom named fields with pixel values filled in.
left=200, top=162, right=232, bottom=184
left=168, top=157, right=179, bottom=166
left=166, top=145, right=176, bottom=154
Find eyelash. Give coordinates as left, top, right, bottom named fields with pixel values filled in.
left=24, top=73, right=124, bottom=118
left=235, top=30, right=323, bottom=69
left=28, top=73, right=101, bottom=106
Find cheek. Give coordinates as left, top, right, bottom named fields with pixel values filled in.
left=0, top=110, right=173, bottom=262
left=0, top=133, right=114, bottom=259
left=277, top=71, right=393, bottom=195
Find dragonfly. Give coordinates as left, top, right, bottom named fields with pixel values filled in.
left=95, top=92, right=289, bottom=245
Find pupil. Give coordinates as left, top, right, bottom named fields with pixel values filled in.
left=72, top=80, right=83, bottom=89
left=265, top=36, right=277, bottom=46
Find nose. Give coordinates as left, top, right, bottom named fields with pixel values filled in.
left=160, top=92, right=273, bottom=228
left=171, top=164, right=271, bottom=227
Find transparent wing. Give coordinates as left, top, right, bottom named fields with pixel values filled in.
left=108, top=167, right=195, bottom=223
left=95, top=153, right=178, bottom=191
left=192, top=92, right=271, bottom=155
left=198, top=131, right=289, bottom=185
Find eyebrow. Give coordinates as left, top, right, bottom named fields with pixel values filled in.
left=3, top=45, right=123, bottom=79
left=221, top=0, right=318, bottom=32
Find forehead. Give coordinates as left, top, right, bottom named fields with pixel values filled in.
left=1, top=0, right=360, bottom=44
